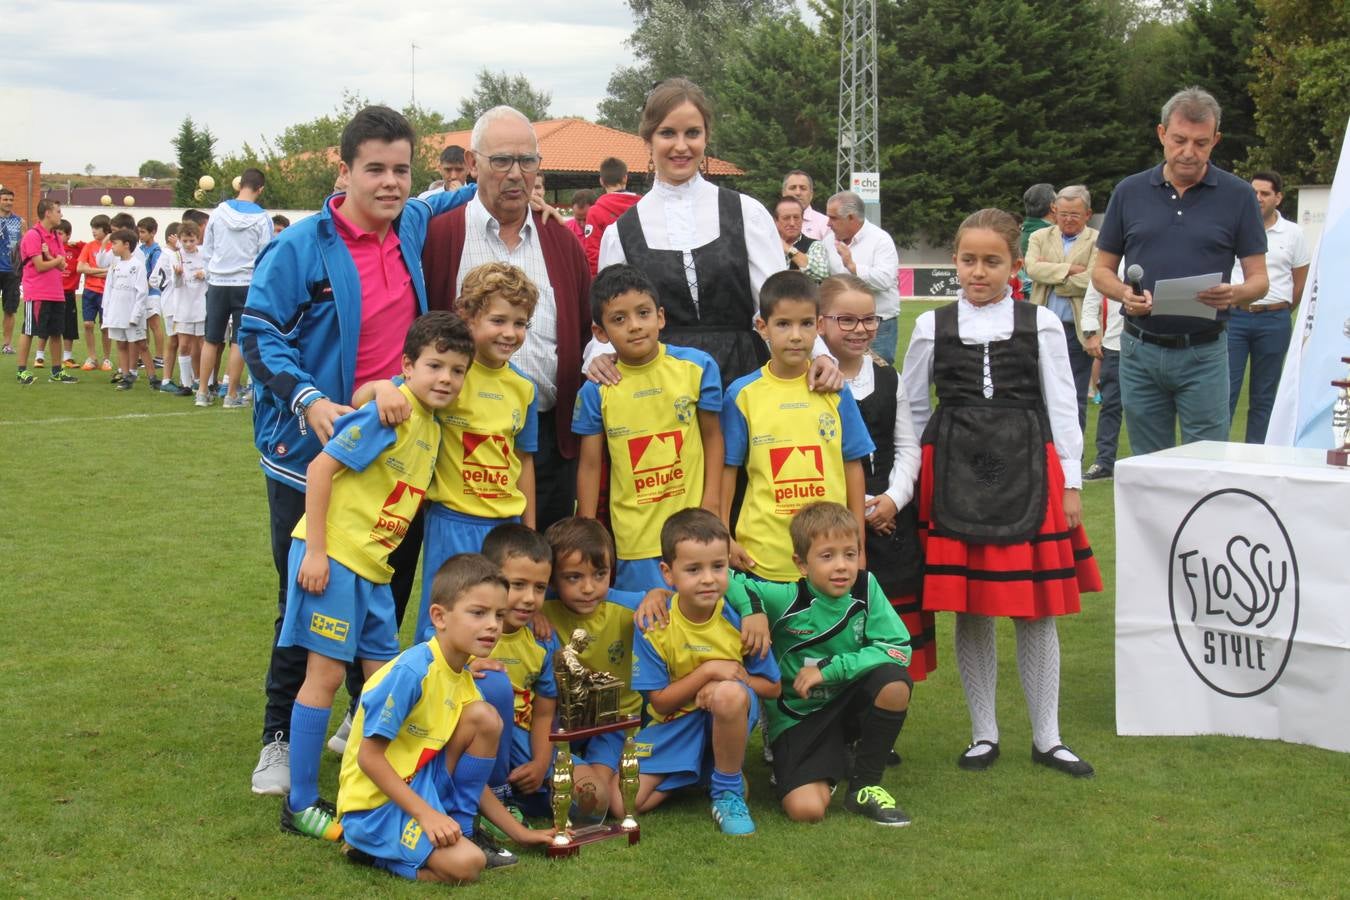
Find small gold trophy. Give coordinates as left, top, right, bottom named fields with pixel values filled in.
left=547, top=629, right=642, bottom=858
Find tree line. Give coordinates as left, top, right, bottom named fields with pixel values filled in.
left=170, top=0, right=1347, bottom=245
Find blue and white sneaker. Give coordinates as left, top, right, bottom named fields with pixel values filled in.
left=710, top=793, right=756, bottom=836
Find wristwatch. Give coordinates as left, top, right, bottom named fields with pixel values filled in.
left=1083, top=330, right=1098, bottom=338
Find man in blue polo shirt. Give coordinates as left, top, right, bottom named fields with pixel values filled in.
left=1093, top=86, right=1268, bottom=455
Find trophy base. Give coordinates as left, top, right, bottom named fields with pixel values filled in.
left=1328, top=448, right=1350, bottom=467
left=545, top=823, right=641, bottom=859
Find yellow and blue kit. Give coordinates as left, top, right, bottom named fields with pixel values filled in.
left=278, top=385, right=439, bottom=662
left=336, top=639, right=490, bottom=880
left=630, top=595, right=780, bottom=791
left=573, top=343, right=722, bottom=591
left=416, top=361, right=539, bottom=641
left=721, top=366, right=874, bottom=582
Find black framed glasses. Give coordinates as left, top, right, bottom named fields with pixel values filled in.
left=822, top=314, right=882, bottom=332
left=481, top=153, right=541, bottom=173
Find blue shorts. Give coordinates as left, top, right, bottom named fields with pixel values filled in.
left=417, top=506, right=517, bottom=643
left=81, top=289, right=103, bottom=324
left=341, top=753, right=455, bottom=881
left=277, top=539, right=400, bottom=663
left=614, top=557, right=665, bottom=593
left=571, top=728, right=626, bottom=773
left=633, top=683, right=758, bottom=792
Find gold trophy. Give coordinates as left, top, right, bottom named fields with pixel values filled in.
left=547, top=629, right=642, bottom=858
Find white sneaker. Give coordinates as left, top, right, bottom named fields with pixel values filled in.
left=195, top=392, right=213, bottom=408
left=327, top=712, right=353, bottom=755
left=251, top=732, right=290, bottom=796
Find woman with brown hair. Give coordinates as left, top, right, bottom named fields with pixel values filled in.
left=594, top=78, right=785, bottom=387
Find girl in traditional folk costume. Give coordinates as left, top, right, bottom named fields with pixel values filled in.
left=901, top=209, right=1102, bottom=777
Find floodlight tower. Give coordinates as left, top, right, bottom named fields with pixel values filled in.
left=836, top=0, right=880, bottom=222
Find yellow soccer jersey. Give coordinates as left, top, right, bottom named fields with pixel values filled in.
left=630, top=595, right=780, bottom=724
left=292, top=384, right=440, bottom=583
left=428, top=361, right=538, bottom=517
left=488, top=626, right=560, bottom=729
left=720, top=366, right=875, bottom=582
left=572, top=344, right=722, bottom=560
left=543, top=590, right=644, bottom=717
left=337, top=639, right=483, bottom=816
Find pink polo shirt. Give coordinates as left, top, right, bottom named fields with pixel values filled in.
left=19, top=224, right=66, bottom=301
left=330, top=197, right=417, bottom=393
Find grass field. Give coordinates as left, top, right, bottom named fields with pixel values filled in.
left=4, top=303, right=1347, bottom=897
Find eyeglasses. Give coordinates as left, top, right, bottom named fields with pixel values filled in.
left=479, top=153, right=542, bottom=173
left=822, top=314, right=882, bottom=332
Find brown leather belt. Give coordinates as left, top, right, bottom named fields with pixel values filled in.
left=1243, top=301, right=1292, bottom=314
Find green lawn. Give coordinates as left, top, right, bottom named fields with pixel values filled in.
left=3, top=308, right=1346, bottom=897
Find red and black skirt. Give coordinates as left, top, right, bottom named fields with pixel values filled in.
left=918, top=442, right=1101, bottom=618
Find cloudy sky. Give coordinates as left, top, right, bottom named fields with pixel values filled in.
left=0, top=0, right=637, bottom=175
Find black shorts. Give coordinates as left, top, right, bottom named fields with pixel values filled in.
left=24, top=299, right=66, bottom=340
left=205, top=283, right=248, bottom=345
left=1, top=271, right=19, bottom=315
left=769, top=664, right=912, bottom=798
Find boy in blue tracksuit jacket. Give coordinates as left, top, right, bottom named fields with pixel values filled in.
left=237, top=104, right=478, bottom=798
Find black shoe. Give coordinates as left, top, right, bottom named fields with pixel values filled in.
left=843, top=785, right=911, bottom=827
left=1083, top=463, right=1113, bottom=481
left=1032, top=743, right=1095, bottom=778
left=957, top=740, right=1000, bottom=771
left=174, top=385, right=194, bottom=397
left=470, top=829, right=518, bottom=868
left=887, top=748, right=903, bottom=767
left=340, top=842, right=377, bottom=867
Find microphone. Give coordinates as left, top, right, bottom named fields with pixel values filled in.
left=1125, top=264, right=1147, bottom=315
left=1126, top=264, right=1144, bottom=298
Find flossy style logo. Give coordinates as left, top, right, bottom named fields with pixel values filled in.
left=1168, top=489, right=1299, bottom=697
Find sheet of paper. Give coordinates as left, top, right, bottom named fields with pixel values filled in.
left=1150, top=272, right=1221, bottom=320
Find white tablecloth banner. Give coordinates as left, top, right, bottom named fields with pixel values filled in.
left=1115, top=441, right=1350, bottom=752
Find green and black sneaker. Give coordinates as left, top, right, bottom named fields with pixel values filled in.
left=49, top=370, right=78, bottom=384
left=281, top=798, right=343, bottom=841
left=16, top=368, right=34, bottom=385
left=844, top=785, right=912, bottom=827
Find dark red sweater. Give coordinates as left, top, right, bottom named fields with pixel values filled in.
left=423, top=206, right=592, bottom=458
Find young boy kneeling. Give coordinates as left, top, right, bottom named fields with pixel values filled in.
left=631, top=509, right=780, bottom=835
left=727, top=501, right=914, bottom=826
left=337, top=554, right=552, bottom=882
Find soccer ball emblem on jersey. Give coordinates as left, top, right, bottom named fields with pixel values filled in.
left=817, top=413, right=838, bottom=443
left=608, top=640, right=624, bottom=664
left=673, top=395, right=693, bottom=425
left=852, top=616, right=866, bottom=641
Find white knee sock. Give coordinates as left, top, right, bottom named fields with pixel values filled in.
left=954, top=613, right=999, bottom=747
left=178, top=355, right=195, bottom=386
left=1014, top=617, right=1078, bottom=761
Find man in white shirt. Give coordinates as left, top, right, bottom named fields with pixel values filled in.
left=783, top=169, right=832, bottom=241
left=1226, top=170, right=1311, bottom=443
left=826, top=190, right=901, bottom=364
left=1081, top=274, right=1125, bottom=479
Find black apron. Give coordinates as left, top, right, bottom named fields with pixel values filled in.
left=857, top=360, right=923, bottom=597
left=921, top=301, right=1049, bottom=544
left=616, top=187, right=768, bottom=388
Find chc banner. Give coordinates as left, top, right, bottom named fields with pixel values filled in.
left=1115, top=442, right=1350, bottom=753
